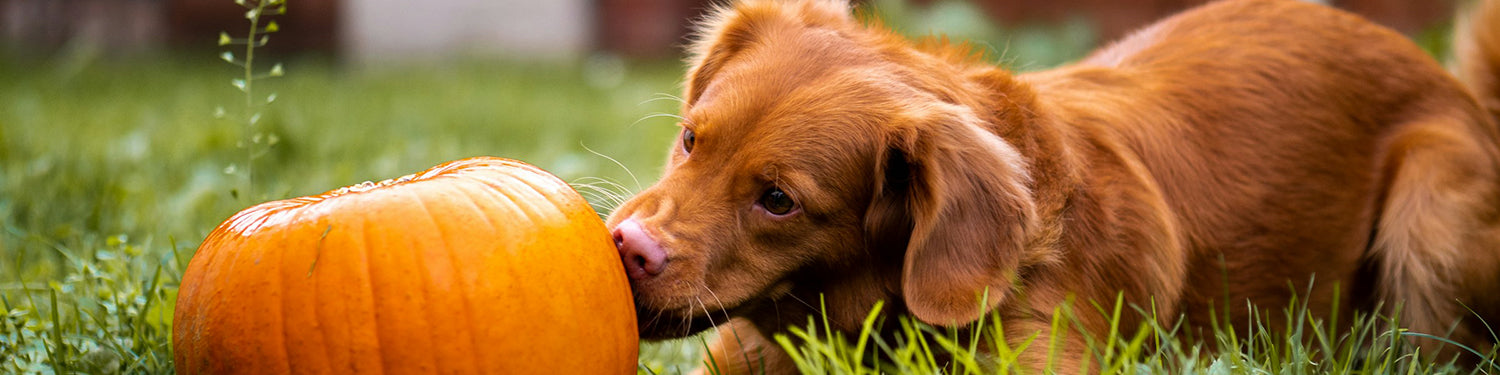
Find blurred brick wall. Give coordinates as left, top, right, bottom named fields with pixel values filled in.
left=0, top=0, right=336, bottom=55
left=596, top=0, right=709, bottom=58
left=166, top=0, right=338, bottom=54
left=2, top=0, right=166, bottom=53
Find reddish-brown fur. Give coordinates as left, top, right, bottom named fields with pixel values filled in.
left=606, top=0, right=1500, bottom=372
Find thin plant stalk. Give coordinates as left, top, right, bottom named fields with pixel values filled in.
left=219, top=0, right=285, bottom=202
left=242, top=2, right=259, bottom=199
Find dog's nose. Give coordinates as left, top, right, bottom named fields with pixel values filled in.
left=612, top=218, right=667, bottom=280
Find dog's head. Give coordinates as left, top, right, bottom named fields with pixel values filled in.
left=606, top=0, right=1037, bottom=339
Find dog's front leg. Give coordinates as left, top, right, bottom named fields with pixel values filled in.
left=996, top=317, right=1091, bottom=374
left=690, top=319, right=797, bottom=375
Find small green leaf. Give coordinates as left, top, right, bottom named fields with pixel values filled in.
left=218, top=32, right=232, bottom=46
left=220, top=51, right=234, bottom=63
left=269, top=63, right=285, bottom=77
left=250, top=113, right=262, bottom=125
left=123, top=244, right=142, bottom=257
left=234, top=0, right=246, bottom=6
left=267, top=133, right=280, bottom=146
left=214, top=106, right=227, bottom=118
left=266, top=21, right=280, bottom=33
left=266, top=93, right=278, bottom=104
left=245, top=8, right=259, bottom=19
left=258, top=35, right=269, bottom=46
left=232, top=78, right=246, bottom=92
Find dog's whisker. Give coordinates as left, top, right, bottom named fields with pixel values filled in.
left=629, top=112, right=687, bottom=129
left=569, top=182, right=632, bottom=218
left=639, top=92, right=688, bottom=106
left=694, top=295, right=719, bottom=330
left=583, top=178, right=634, bottom=205
left=570, top=178, right=634, bottom=215
left=571, top=183, right=616, bottom=201
left=784, top=292, right=817, bottom=312
left=577, top=142, right=643, bottom=193
left=700, top=282, right=735, bottom=327
left=574, top=176, right=632, bottom=192
left=574, top=183, right=631, bottom=210
left=643, top=304, right=667, bottom=333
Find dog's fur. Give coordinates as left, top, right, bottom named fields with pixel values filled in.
left=606, top=0, right=1500, bottom=372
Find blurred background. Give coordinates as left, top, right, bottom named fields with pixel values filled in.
left=0, top=0, right=1464, bottom=233
left=0, top=0, right=1461, bottom=59
left=0, top=0, right=1466, bottom=372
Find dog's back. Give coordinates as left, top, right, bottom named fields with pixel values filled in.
left=1024, top=0, right=1500, bottom=358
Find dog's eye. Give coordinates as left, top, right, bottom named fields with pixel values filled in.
left=759, top=187, right=796, bottom=216
left=681, top=128, right=695, bottom=154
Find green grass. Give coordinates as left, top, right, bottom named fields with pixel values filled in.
left=1, top=3, right=1494, bottom=372
left=767, top=292, right=1498, bottom=374
left=0, top=50, right=691, bottom=373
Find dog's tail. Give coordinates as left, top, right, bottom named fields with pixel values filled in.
left=1456, top=0, right=1500, bottom=121
left=1363, top=1, right=1500, bottom=361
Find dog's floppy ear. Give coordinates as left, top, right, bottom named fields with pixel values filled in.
left=869, top=105, right=1036, bottom=326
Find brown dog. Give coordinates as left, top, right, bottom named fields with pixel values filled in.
left=608, top=0, right=1500, bottom=372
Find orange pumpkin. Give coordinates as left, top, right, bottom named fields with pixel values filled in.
left=173, top=157, right=638, bottom=374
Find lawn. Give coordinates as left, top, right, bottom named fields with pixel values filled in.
left=1, top=3, right=1494, bottom=373
left=0, top=50, right=696, bottom=372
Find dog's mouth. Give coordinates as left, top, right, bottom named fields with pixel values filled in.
left=634, top=300, right=738, bottom=340
left=632, top=278, right=797, bottom=340
left=625, top=267, right=741, bottom=339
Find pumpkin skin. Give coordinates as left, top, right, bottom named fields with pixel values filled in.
left=173, top=157, right=638, bottom=374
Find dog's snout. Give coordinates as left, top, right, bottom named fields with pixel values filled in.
left=612, top=218, right=667, bottom=280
